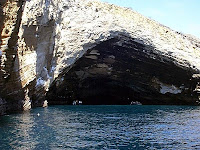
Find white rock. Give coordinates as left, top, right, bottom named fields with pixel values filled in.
left=1, top=0, right=200, bottom=108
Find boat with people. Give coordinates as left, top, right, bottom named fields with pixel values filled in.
left=130, top=101, right=142, bottom=105
left=73, top=100, right=83, bottom=105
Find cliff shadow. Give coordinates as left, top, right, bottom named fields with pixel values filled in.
left=47, top=30, right=199, bottom=105
left=0, top=0, right=27, bottom=114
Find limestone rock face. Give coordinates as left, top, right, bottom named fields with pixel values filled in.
left=0, top=0, right=200, bottom=114
left=46, top=37, right=199, bottom=105
left=0, top=0, right=25, bottom=114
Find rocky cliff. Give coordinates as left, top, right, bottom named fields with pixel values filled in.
left=0, top=0, right=200, bottom=115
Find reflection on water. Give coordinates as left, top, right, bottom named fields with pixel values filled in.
left=0, top=111, right=36, bottom=149
left=0, top=105, right=200, bottom=149
left=10, top=111, right=36, bottom=150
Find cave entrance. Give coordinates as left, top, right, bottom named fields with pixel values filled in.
left=47, top=37, right=196, bottom=105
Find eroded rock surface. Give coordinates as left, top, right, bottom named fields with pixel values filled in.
left=0, top=0, right=200, bottom=114
left=47, top=37, right=198, bottom=105
left=0, top=0, right=25, bottom=114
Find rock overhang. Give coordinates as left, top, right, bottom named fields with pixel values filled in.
left=0, top=0, right=200, bottom=115
left=47, top=35, right=199, bottom=105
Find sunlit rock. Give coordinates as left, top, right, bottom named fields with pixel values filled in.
left=42, top=100, right=48, bottom=108
left=0, top=0, right=200, bottom=115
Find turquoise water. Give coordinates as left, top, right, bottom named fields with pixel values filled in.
left=0, top=105, right=200, bottom=150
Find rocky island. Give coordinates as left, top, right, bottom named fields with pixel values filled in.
left=0, top=0, right=200, bottom=115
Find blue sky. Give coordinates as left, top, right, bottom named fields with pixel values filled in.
left=101, top=0, right=200, bottom=38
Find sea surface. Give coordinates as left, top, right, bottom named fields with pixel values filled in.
left=0, top=105, right=200, bottom=150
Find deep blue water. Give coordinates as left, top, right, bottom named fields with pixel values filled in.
left=0, top=105, right=200, bottom=150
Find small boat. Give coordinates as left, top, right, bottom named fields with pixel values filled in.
left=73, top=100, right=83, bottom=105
left=130, top=101, right=142, bottom=105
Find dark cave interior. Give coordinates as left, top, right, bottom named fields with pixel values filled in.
left=47, top=37, right=198, bottom=105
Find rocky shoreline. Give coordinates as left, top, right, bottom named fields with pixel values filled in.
left=0, top=0, right=200, bottom=115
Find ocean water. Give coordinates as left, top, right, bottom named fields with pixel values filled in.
left=0, top=105, right=200, bottom=150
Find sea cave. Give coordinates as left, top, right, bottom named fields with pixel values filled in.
left=47, top=37, right=198, bottom=105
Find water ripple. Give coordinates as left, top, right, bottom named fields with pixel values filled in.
left=0, top=105, right=200, bottom=149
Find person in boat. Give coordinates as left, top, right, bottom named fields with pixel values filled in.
left=73, top=100, right=83, bottom=105
left=130, top=101, right=142, bottom=105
